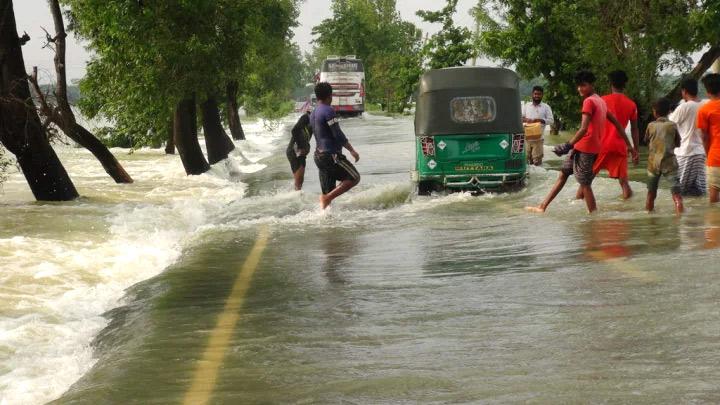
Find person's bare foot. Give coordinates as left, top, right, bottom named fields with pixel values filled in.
left=319, top=194, right=330, bottom=210
left=525, top=206, right=545, bottom=213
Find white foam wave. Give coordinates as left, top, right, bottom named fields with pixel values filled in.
left=0, top=121, right=285, bottom=404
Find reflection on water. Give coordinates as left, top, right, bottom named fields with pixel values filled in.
left=4, top=115, right=720, bottom=404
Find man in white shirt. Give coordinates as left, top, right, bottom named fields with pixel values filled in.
left=669, top=78, right=707, bottom=196
left=522, top=86, right=554, bottom=166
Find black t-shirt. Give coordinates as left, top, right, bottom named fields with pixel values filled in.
left=287, top=112, right=313, bottom=156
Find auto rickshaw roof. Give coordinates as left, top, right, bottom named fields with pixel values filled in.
left=415, top=67, right=523, bottom=136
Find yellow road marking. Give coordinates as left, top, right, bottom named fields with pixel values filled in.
left=183, top=225, right=271, bottom=405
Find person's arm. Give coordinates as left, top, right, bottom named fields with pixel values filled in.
left=698, top=109, right=710, bottom=154
left=343, top=141, right=360, bottom=162
left=629, top=118, right=640, bottom=165
left=542, top=105, right=554, bottom=127
left=568, top=113, right=591, bottom=145
left=675, top=127, right=681, bottom=148
left=521, top=103, right=531, bottom=123
left=327, top=114, right=359, bottom=161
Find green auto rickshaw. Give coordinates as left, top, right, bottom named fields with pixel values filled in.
left=411, top=67, right=527, bottom=195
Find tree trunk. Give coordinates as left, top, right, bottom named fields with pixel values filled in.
left=174, top=96, right=209, bottom=175
left=201, top=96, right=235, bottom=165
left=226, top=81, right=245, bottom=140
left=32, top=0, right=133, bottom=184
left=164, top=118, right=175, bottom=154
left=665, top=45, right=720, bottom=105
left=0, top=0, right=78, bottom=201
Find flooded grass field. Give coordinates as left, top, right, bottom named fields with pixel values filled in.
left=2, top=115, right=720, bottom=404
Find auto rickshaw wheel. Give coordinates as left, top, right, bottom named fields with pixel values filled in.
left=417, top=181, right=437, bottom=196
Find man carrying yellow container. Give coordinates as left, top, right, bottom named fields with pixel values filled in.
left=522, top=86, right=554, bottom=166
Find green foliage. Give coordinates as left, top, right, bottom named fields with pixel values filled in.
left=473, top=0, right=710, bottom=127
left=63, top=0, right=300, bottom=147
left=312, top=0, right=423, bottom=112
left=417, top=0, right=476, bottom=69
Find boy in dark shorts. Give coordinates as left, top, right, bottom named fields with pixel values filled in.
left=310, top=82, right=360, bottom=209
left=527, top=71, right=627, bottom=214
left=287, top=109, right=313, bottom=190
left=645, top=98, right=684, bottom=214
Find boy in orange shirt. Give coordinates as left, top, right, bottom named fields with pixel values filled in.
left=698, top=73, right=720, bottom=204
left=593, top=70, right=639, bottom=199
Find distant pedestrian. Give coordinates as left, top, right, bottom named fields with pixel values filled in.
left=669, top=78, right=707, bottom=196
left=588, top=70, right=639, bottom=200
left=526, top=71, right=628, bottom=214
left=311, top=82, right=361, bottom=209
left=522, top=86, right=554, bottom=166
left=645, top=98, right=683, bottom=214
left=697, top=73, right=720, bottom=204
left=287, top=109, right=313, bottom=190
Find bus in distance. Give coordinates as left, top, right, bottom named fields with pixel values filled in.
left=319, top=55, right=365, bottom=117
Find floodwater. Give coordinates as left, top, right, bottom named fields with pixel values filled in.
left=1, top=115, right=720, bottom=404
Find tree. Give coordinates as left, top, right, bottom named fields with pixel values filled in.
left=27, top=0, right=133, bottom=184
left=473, top=0, right=708, bottom=128
left=312, top=0, right=423, bottom=112
left=64, top=0, right=301, bottom=174
left=417, top=0, right=476, bottom=69
left=0, top=0, right=78, bottom=200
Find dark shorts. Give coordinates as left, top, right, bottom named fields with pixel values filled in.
left=286, top=149, right=307, bottom=173
left=314, top=152, right=360, bottom=194
left=561, top=150, right=597, bottom=186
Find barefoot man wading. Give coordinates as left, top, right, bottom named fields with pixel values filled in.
left=527, top=70, right=628, bottom=214
left=311, top=82, right=361, bottom=209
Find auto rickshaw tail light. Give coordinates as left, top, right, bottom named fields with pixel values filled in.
left=421, top=136, right=435, bottom=156
left=512, top=133, right=525, bottom=154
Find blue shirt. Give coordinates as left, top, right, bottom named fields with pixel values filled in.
left=311, top=103, right=348, bottom=154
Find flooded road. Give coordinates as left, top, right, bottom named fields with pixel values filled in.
left=2, top=115, right=720, bottom=404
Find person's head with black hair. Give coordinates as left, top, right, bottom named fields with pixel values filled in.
left=652, top=97, right=671, bottom=118
left=531, top=86, right=544, bottom=104
left=574, top=70, right=596, bottom=97
left=702, top=73, right=720, bottom=97
left=314, top=82, right=333, bottom=104
left=680, top=77, right=699, bottom=99
left=608, top=70, right=628, bottom=91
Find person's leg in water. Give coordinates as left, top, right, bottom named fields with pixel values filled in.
left=292, top=165, right=306, bottom=191
left=711, top=187, right=720, bottom=204
left=646, top=173, right=660, bottom=212
left=619, top=177, right=633, bottom=199
left=526, top=171, right=571, bottom=213
left=318, top=154, right=361, bottom=209
left=320, top=178, right=360, bottom=209
left=672, top=193, right=684, bottom=215
left=710, top=167, right=720, bottom=204
left=580, top=184, right=597, bottom=213
left=670, top=173, right=684, bottom=214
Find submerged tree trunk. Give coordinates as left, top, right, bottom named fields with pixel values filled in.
left=226, top=81, right=245, bottom=140
left=164, top=119, right=175, bottom=154
left=0, top=0, right=78, bottom=201
left=28, top=0, right=133, bottom=184
left=174, top=96, right=209, bottom=175
left=201, top=97, right=235, bottom=165
left=665, top=45, right=720, bottom=105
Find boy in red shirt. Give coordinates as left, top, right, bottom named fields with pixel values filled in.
left=527, top=71, right=627, bottom=214
left=698, top=73, right=720, bottom=204
left=589, top=70, right=639, bottom=199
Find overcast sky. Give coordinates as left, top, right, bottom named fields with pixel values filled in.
left=14, top=0, right=478, bottom=83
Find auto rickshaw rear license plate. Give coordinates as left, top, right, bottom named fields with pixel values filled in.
left=454, top=163, right=495, bottom=171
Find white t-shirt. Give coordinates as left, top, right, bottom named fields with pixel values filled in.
left=670, top=99, right=708, bottom=157
left=522, top=102, right=554, bottom=140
